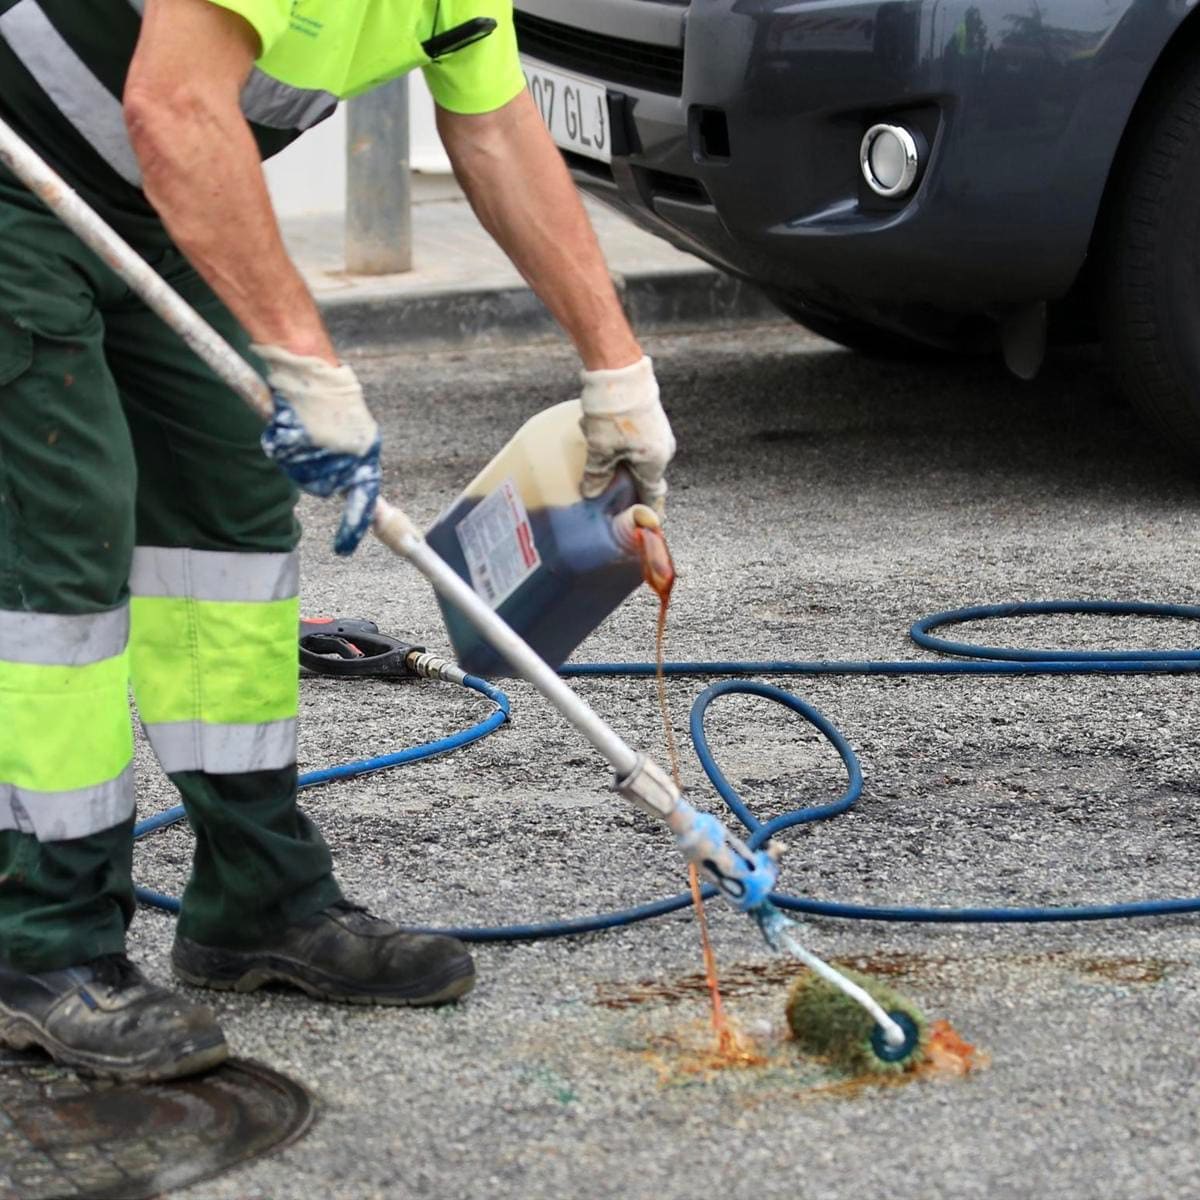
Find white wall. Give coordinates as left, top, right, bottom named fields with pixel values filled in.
left=264, top=72, right=450, bottom=219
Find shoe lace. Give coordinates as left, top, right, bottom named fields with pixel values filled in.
left=85, top=953, right=141, bottom=992
left=327, top=899, right=389, bottom=928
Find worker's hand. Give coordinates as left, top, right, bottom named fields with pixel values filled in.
left=254, top=345, right=381, bottom=556
left=578, top=356, right=676, bottom=516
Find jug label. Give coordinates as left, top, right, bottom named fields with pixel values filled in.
left=456, top=477, right=542, bottom=608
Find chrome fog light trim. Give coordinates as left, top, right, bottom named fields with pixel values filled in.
left=860, top=124, right=920, bottom=198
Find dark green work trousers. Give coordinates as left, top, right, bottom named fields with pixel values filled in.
left=0, top=169, right=340, bottom=972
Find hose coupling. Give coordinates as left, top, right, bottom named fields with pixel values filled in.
left=404, top=650, right=469, bottom=686
left=614, top=754, right=680, bottom=819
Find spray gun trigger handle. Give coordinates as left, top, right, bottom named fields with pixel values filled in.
left=299, top=617, right=424, bottom=679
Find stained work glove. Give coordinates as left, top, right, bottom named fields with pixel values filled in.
left=254, top=344, right=382, bottom=556
left=578, top=355, right=676, bottom=516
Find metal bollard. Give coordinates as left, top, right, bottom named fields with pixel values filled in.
left=345, top=76, right=413, bottom=274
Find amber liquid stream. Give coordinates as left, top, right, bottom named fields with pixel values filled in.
left=636, top=528, right=757, bottom=1064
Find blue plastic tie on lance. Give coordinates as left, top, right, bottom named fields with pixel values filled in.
left=739, top=849, right=779, bottom=911
left=675, top=809, right=778, bottom=912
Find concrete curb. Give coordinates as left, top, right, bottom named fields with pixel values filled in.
left=319, top=268, right=783, bottom=351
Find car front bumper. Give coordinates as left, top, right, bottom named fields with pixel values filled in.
left=516, top=0, right=1175, bottom=337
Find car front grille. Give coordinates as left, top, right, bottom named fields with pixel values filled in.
left=514, top=11, right=685, bottom=96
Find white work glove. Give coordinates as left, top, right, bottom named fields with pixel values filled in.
left=578, top=355, right=676, bottom=516
left=254, top=344, right=382, bottom=555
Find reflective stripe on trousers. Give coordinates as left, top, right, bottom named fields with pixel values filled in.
left=130, top=546, right=300, bottom=776
left=0, top=606, right=135, bottom=840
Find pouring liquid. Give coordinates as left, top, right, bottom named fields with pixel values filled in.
left=636, top=527, right=760, bottom=1066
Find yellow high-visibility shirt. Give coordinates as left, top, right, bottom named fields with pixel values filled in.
left=206, top=0, right=526, bottom=113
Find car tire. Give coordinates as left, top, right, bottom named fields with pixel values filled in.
left=1101, top=54, right=1200, bottom=459
left=764, top=293, right=946, bottom=360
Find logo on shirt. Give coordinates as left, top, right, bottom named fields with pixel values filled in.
left=289, top=0, right=324, bottom=39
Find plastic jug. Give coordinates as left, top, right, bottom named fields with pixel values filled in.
left=424, top=400, right=658, bottom=677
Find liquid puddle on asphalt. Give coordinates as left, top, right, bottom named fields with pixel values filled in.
left=635, top=1014, right=982, bottom=1097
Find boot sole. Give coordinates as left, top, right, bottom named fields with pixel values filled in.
left=0, top=1007, right=228, bottom=1083
left=172, top=954, right=475, bottom=1007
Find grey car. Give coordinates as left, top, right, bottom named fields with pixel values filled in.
left=514, top=0, right=1200, bottom=460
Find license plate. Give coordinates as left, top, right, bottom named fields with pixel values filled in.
left=521, top=57, right=612, bottom=164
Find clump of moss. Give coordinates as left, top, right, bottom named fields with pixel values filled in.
left=785, top=966, right=929, bottom=1075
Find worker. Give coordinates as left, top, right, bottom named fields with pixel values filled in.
left=0, top=0, right=675, bottom=1082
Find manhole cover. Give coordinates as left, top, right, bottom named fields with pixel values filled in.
left=0, top=1051, right=314, bottom=1199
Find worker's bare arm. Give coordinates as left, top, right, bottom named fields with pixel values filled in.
left=125, top=0, right=336, bottom=363
left=437, top=91, right=642, bottom=371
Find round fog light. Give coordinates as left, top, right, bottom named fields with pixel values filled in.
left=860, top=124, right=920, bottom=198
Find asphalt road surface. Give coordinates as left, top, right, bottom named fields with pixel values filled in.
left=127, top=322, right=1200, bottom=1200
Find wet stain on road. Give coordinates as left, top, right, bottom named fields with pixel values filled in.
left=633, top=1012, right=984, bottom=1099
left=593, top=950, right=1178, bottom=1011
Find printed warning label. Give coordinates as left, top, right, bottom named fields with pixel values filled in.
left=455, top=478, right=541, bottom=608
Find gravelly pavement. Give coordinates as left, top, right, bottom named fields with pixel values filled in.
left=125, top=323, right=1200, bottom=1200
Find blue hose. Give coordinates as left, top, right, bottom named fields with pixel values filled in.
left=135, top=601, right=1200, bottom=937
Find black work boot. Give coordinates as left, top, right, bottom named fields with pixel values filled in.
left=0, top=954, right=228, bottom=1082
left=171, top=900, right=475, bottom=1006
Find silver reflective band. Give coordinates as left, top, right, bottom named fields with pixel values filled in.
left=144, top=719, right=297, bottom=774
left=125, top=0, right=335, bottom=130
left=0, top=0, right=144, bottom=186
left=0, top=606, right=129, bottom=667
left=241, top=71, right=338, bottom=132
left=130, top=548, right=299, bottom=603
left=0, top=764, right=135, bottom=842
